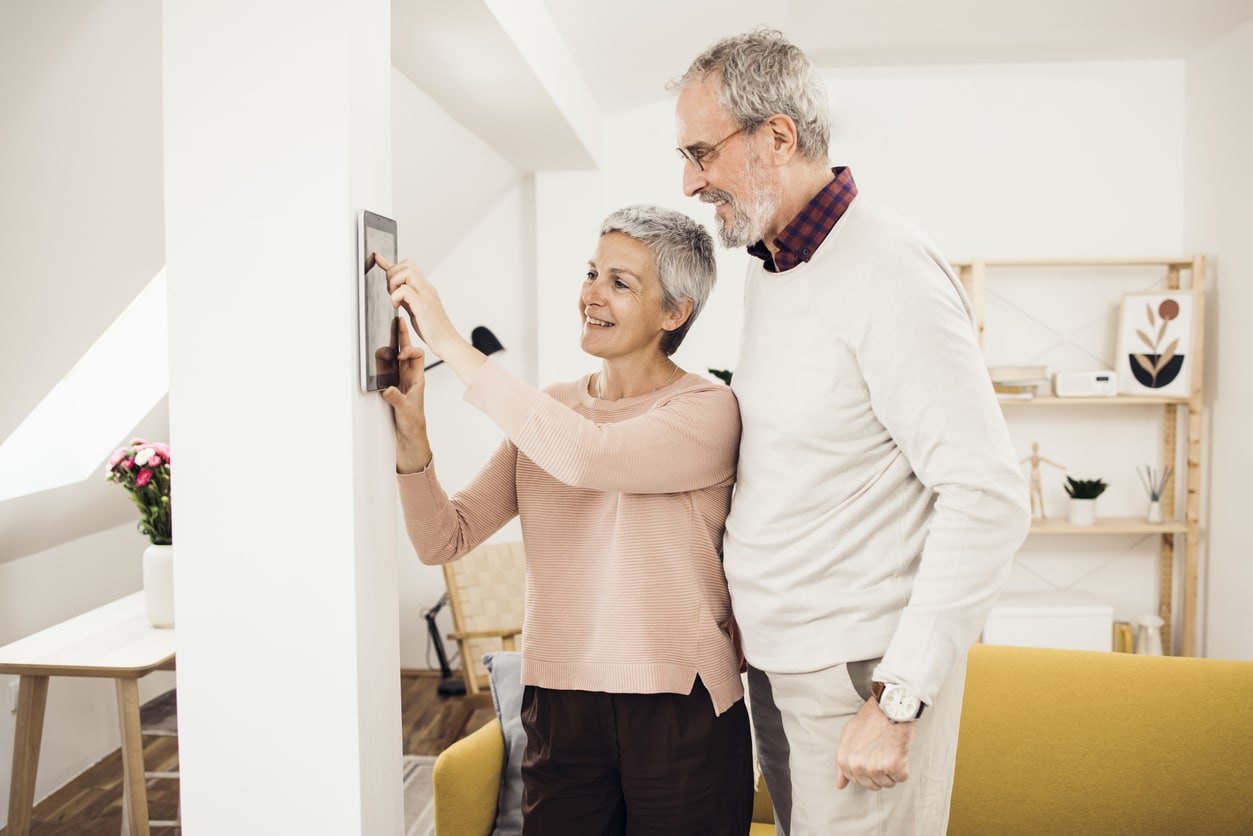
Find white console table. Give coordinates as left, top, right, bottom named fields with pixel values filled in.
left=0, top=592, right=176, bottom=836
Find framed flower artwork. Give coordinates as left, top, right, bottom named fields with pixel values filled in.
left=1115, top=291, right=1197, bottom=397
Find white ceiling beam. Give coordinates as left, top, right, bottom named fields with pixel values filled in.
left=391, top=0, right=601, bottom=171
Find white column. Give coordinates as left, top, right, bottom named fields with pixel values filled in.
left=162, top=2, right=401, bottom=833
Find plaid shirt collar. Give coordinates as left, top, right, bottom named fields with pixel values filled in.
left=747, top=167, right=858, bottom=273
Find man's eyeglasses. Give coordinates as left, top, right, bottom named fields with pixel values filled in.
left=676, top=126, right=746, bottom=171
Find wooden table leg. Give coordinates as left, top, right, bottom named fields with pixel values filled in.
left=7, top=675, right=49, bottom=836
left=115, top=678, right=150, bottom=836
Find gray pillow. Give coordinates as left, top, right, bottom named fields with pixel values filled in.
left=482, top=651, right=524, bottom=836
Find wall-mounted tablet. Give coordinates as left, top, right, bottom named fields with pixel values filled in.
left=358, top=210, right=399, bottom=392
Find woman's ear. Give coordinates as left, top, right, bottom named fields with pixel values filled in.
left=663, top=298, right=695, bottom=332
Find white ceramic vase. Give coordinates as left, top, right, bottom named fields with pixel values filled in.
left=1068, top=498, right=1097, bottom=526
left=143, top=544, right=175, bottom=628
left=1135, top=614, right=1165, bottom=655
left=1146, top=499, right=1164, bottom=524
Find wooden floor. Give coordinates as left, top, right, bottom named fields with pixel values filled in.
left=0, top=674, right=495, bottom=836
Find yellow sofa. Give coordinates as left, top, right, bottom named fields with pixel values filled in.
left=431, top=717, right=775, bottom=835
left=434, top=645, right=1253, bottom=835
left=949, top=644, right=1253, bottom=835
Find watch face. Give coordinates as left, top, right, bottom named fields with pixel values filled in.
left=880, top=685, right=922, bottom=722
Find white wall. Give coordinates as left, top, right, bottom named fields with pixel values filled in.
left=394, top=182, right=534, bottom=667
left=535, top=60, right=1194, bottom=644
left=162, top=0, right=403, bottom=829
left=1184, top=19, right=1253, bottom=660
left=813, top=63, right=1189, bottom=639
left=391, top=67, right=525, bottom=274
left=537, top=59, right=1186, bottom=372
left=389, top=69, right=531, bottom=667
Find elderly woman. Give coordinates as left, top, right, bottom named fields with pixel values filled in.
left=378, top=205, right=752, bottom=835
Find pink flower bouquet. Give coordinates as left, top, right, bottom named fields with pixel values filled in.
left=106, top=439, right=172, bottom=545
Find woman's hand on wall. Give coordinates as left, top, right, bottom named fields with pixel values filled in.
left=380, top=314, right=434, bottom=474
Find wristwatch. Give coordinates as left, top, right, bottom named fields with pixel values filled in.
left=872, top=681, right=925, bottom=723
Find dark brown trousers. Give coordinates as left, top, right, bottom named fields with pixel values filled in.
left=520, top=678, right=754, bottom=835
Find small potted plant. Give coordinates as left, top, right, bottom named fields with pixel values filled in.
left=1064, top=476, right=1107, bottom=526
left=107, top=439, right=174, bottom=627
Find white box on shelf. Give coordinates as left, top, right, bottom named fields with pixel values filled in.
left=1052, top=370, right=1118, bottom=397
left=982, top=590, right=1113, bottom=652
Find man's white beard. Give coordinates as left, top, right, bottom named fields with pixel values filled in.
left=702, top=157, right=778, bottom=249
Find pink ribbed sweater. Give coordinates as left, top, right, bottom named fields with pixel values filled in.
left=397, top=358, right=744, bottom=715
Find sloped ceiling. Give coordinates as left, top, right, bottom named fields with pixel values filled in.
left=391, top=0, right=602, bottom=170
left=540, top=0, right=1253, bottom=115
left=0, top=2, right=165, bottom=564
left=387, top=0, right=1253, bottom=171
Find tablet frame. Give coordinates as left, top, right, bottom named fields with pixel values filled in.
left=358, top=210, right=400, bottom=392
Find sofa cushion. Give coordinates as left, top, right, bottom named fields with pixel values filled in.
left=431, top=719, right=504, bottom=836
left=483, top=651, right=525, bottom=836
left=949, top=644, right=1253, bottom=835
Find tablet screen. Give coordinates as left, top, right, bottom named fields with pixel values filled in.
left=360, top=211, right=399, bottom=392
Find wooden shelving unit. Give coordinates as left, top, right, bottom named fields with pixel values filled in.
left=1001, top=395, right=1189, bottom=407
left=953, top=257, right=1206, bottom=656
left=1027, top=516, right=1187, bottom=535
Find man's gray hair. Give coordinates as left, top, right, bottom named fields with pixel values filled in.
left=671, top=27, right=831, bottom=163
left=600, top=205, right=716, bottom=356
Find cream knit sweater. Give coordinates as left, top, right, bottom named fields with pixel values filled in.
left=397, top=359, right=744, bottom=715
left=726, top=196, right=1031, bottom=703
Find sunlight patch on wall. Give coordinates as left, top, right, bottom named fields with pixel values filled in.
left=0, top=270, right=169, bottom=502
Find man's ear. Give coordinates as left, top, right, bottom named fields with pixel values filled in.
left=663, top=298, right=695, bottom=332
left=764, top=113, right=800, bottom=163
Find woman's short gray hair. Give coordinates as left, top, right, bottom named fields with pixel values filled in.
left=671, top=27, right=830, bottom=163
left=600, top=205, right=716, bottom=356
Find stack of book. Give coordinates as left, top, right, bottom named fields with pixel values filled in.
left=989, top=365, right=1050, bottom=400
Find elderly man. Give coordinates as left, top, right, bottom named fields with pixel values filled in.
left=672, top=28, right=1030, bottom=835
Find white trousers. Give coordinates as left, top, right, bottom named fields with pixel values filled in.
left=747, top=656, right=967, bottom=836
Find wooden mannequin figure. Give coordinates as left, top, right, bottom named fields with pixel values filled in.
left=1020, top=441, right=1065, bottom=519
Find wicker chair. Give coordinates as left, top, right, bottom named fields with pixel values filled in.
left=442, top=541, right=526, bottom=695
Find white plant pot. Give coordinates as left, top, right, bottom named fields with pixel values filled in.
left=1068, top=498, right=1097, bottom=526
left=143, top=544, right=175, bottom=628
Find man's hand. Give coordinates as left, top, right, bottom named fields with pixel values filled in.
left=719, top=614, right=747, bottom=674
left=836, top=698, right=916, bottom=791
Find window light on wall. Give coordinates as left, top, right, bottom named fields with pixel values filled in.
left=0, top=269, right=169, bottom=503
